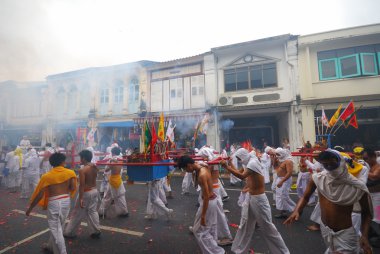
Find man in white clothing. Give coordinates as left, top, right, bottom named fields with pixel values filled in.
left=7, top=147, right=23, bottom=193
left=26, top=152, right=77, bottom=254
left=274, top=148, right=296, bottom=218
left=197, top=146, right=233, bottom=245
left=99, top=147, right=129, bottom=217
left=2, top=146, right=15, bottom=187
left=220, top=148, right=289, bottom=254
left=20, top=149, right=40, bottom=199
left=285, top=149, right=373, bottom=254
left=64, top=150, right=101, bottom=238
left=261, top=146, right=274, bottom=184
left=145, top=179, right=173, bottom=220
left=177, top=155, right=225, bottom=254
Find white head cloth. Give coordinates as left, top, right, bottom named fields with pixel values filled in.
left=312, top=149, right=369, bottom=206
left=275, top=147, right=293, bottom=163
left=196, top=147, right=217, bottom=161
left=29, top=149, right=37, bottom=158
left=233, top=148, right=263, bottom=176
left=264, top=146, right=274, bottom=154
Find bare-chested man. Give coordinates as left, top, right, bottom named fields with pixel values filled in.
left=274, top=147, right=296, bottom=218
left=196, top=146, right=233, bottom=246
left=177, top=155, right=225, bottom=254
left=220, top=148, right=289, bottom=254
left=284, top=149, right=373, bottom=254
left=26, top=153, right=77, bottom=254
left=98, top=147, right=129, bottom=217
left=64, top=149, right=101, bottom=238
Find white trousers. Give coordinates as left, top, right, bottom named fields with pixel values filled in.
left=146, top=181, right=170, bottom=217
left=320, top=221, right=359, bottom=254
left=351, top=213, right=362, bottom=237
left=271, top=172, right=278, bottom=202
left=310, top=202, right=322, bottom=224
left=218, top=179, right=228, bottom=198
left=162, top=176, right=172, bottom=192
left=7, top=171, right=20, bottom=189
left=193, top=197, right=225, bottom=254
left=64, top=189, right=101, bottom=237
left=275, top=177, right=296, bottom=212
left=296, top=172, right=316, bottom=204
left=158, top=178, right=167, bottom=205
left=213, top=186, right=232, bottom=239
left=20, top=174, right=39, bottom=198
left=370, top=192, right=380, bottom=224
left=232, top=193, right=289, bottom=254
left=182, top=172, right=193, bottom=194
left=47, top=195, right=71, bottom=254
left=99, top=183, right=128, bottom=216
left=263, top=166, right=270, bottom=184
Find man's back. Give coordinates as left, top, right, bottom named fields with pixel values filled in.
left=81, top=163, right=98, bottom=189
left=47, top=178, right=75, bottom=198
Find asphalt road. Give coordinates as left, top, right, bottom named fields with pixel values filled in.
left=0, top=174, right=370, bottom=254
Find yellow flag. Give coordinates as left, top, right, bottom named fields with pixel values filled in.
left=328, top=104, right=342, bottom=127
left=157, top=112, right=165, bottom=141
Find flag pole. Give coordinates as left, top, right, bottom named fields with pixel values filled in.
left=316, top=117, right=320, bottom=136
left=321, top=115, right=324, bottom=137
left=332, top=106, right=363, bottom=135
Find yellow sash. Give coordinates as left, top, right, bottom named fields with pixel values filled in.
left=340, top=152, right=363, bottom=178
left=109, top=174, right=122, bottom=189
left=30, top=166, right=77, bottom=209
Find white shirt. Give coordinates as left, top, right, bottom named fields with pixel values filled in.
left=24, top=156, right=41, bottom=176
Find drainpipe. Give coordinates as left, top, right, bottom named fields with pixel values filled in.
left=284, top=41, right=299, bottom=150
left=212, top=50, right=220, bottom=151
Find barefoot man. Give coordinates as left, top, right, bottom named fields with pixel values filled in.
left=177, top=155, right=225, bottom=254
left=220, top=148, right=289, bottom=254
left=99, top=147, right=129, bottom=217
left=64, top=149, right=101, bottom=238
left=284, top=149, right=373, bottom=254
left=26, top=153, right=77, bottom=254
left=274, top=148, right=296, bottom=218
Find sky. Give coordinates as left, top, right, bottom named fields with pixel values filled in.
left=0, top=0, right=380, bottom=82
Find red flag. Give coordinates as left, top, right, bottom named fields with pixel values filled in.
left=339, top=101, right=355, bottom=121
left=348, top=114, right=358, bottom=129
left=151, top=122, right=158, bottom=147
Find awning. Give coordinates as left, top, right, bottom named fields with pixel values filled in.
left=98, top=121, right=134, bottom=128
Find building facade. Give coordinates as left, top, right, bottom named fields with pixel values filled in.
left=210, top=34, right=301, bottom=151
left=298, top=24, right=380, bottom=150
left=0, top=80, right=48, bottom=148
left=2, top=24, right=379, bottom=152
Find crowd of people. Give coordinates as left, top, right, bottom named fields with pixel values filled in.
left=0, top=136, right=380, bottom=254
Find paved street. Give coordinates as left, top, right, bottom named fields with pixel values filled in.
left=0, top=175, right=346, bottom=254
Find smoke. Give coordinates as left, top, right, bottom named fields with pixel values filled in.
left=219, top=119, right=234, bottom=132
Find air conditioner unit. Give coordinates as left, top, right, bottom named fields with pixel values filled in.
left=218, top=95, right=233, bottom=106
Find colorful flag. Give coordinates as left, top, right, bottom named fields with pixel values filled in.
left=193, top=120, right=201, bottom=140
left=321, top=107, right=329, bottom=128
left=199, top=114, right=209, bottom=135
left=339, top=101, right=355, bottom=121
left=144, top=121, right=151, bottom=151
left=165, top=120, right=176, bottom=142
left=348, top=114, right=358, bottom=129
left=344, top=110, right=359, bottom=129
left=151, top=122, right=158, bottom=147
left=157, top=112, right=165, bottom=141
left=328, top=104, right=342, bottom=127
